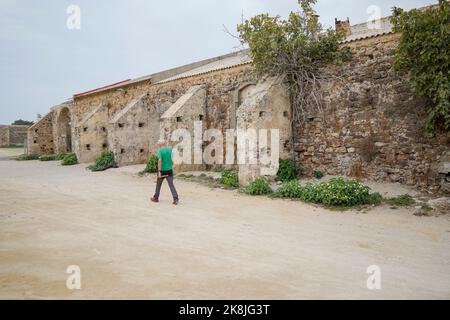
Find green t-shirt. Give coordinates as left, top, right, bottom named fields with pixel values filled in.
left=157, top=147, right=173, bottom=171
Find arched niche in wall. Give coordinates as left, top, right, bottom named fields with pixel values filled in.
left=231, top=82, right=257, bottom=130
left=56, top=107, right=73, bottom=153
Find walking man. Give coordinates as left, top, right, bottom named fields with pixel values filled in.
left=151, top=139, right=179, bottom=205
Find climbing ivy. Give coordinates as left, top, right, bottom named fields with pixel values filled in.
left=391, top=0, right=450, bottom=132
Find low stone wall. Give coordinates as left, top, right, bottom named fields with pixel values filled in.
left=0, top=125, right=29, bottom=147
left=293, top=33, right=450, bottom=193
left=0, top=125, right=9, bottom=147
left=9, top=125, right=29, bottom=145
left=27, top=113, right=55, bottom=155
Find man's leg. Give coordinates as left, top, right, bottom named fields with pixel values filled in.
left=166, top=175, right=179, bottom=200
left=153, top=177, right=164, bottom=200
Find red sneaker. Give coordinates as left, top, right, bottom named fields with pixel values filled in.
left=150, top=197, right=159, bottom=203
left=172, top=198, right=179, bottom=205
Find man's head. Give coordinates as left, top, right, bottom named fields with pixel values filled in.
left=157, top=139, right=166, bottom=148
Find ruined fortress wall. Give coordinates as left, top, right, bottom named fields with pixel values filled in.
left=9, top=126, right=29, bottom=145
left=27, top=113, right=55, bottom=155
left=0, top=125, right=29, bottom=146
left=0, top=125, right=9, bottom=147
left=72, top=64, right=256, bottom=164
left=293, top=33, right=450, bottom=192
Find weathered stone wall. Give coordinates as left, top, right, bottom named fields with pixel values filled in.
left=76, top=104, right=109, bottom=163
left=52, top=102, right=75, bottom=155
left=293, top=33, right=450, bottom=193
left=161, top=85, right=207, bottom=171
left=27, top=112, right=55, bottom=155
left=237, top=77, right=292, bottom=185
left=109, top=94, right=162, bottom=166
left=9, top=126, right=29, bottom=145
left=72, top=64, right=256, bottom=164
left=0, top=125, right=29, bottom=146
left=0, top=125, right=10, bottom=147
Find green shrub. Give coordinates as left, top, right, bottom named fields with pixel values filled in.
left=387, top=194, right=415, bottom=207
left=220, top=169, right=239, bottom=188
left=39, top=154, right=58, bottom=161
left=366, top=192, right=383, bottom=206
left=274, top=180, right=303, bottom=198
left=309, top=178, right=371, bottom=207
left=61, top=153, right=78, bottom=166
left=0, top=144, right=23, bottom=148
left=314, top=170, right=324, bottom=179
left=144, top=154, right=159, bottom=173
left=56, top=153, right=67, bottom=161
left=16, top=154, right=39, bottom=161
left=88, top=150, right=116, bottom=171
left=277, top=159, right=298, bottom=182
left=244, top=177, right=273, bottom=195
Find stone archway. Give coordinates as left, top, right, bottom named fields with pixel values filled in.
left=56, top=107, right=72, bottom=153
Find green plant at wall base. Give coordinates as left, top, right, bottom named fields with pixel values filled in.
left=39, top=154, right=58, bottom=161
left=237, top=0, right=349, bottom=124
left=88, top=150, right=116, bottom=171
left=16, top=154, right=39, bottom=161
left=274, top=180, right=303, bottom=198
left=144, top=154, right=159, bottom=173
left=387, top=194, right=415, bottom=207
left=61, top=153, right=78, bottom=166
left=313, top=170, right=324, bottom=179
left=391, top=0, right=450, bottom=132
left=277, top=159, right=298, bottom=182
left=56, top=153, right=67, bottom=161
left=244, top=177, right=273, bottom=195
left=0, top=144, right=24, bottom=148
left=275, top=178, right=376, bottom=207
left=220, top=169, right=239, bottom=188
left=366, top=192, right=383, bottom=206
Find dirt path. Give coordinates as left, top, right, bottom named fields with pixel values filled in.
left=0, top=149, right=449, bottom=299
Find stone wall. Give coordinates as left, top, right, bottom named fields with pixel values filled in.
left=76, top=103, right=109, bottom=163
left=9, top=126, right=29, bottom=145
left=0, top=125, right=29, bottom=146
left=237, top=77, right=292, bottom=185
left=109, top=94, right=162, bottom=166
left=27, top=113, right=55, bottom=155
left=161, top=85, right=207, bottom=171
left=52, top=102, right=75, bottom=155
left=72, top=64, right=256, bottom=164
left=293, top=33, right=450, bottom=193
left=0, top=125, right=9, bottom=147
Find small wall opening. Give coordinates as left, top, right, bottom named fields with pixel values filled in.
left=120, top=148, right=125, bottom=154
left=86, top=144, right=91, bottom=151
left=176, top=116, right=182, bottom=123
left=138, top=122, right=145, bottom=128
left=118, top=123, right=124, bottom=128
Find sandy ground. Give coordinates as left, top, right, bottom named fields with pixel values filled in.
left=0, top=148, right=449, bottom=300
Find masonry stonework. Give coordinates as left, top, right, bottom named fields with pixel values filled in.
left=293, top=33, right=450, bottom=193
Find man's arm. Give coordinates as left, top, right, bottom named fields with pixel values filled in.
left=158, top=158, right=162, bottom=177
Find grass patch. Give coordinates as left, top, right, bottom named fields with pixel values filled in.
left=276, top=159, right=298, bottom=182
left=273, top=178, right=380, bottom=208
left=313, top=170, right=324, bottom=179
left=219, top=169, right=239, bottom=188
left=244, top=177, right=273, bottom=195
left=387, top=194, right=415, bottom=207
left=88, top=150, right=116, bottom=171
left=16, top=154, right=39, bottom=161
left=39, top=154, right=58, bottom=161
left=0, top=144, right=24, bottom=148
left=61, top=153, right=78, bottom=166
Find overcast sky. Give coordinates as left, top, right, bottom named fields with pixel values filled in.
left=0, top=0, right=436, bottom=124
